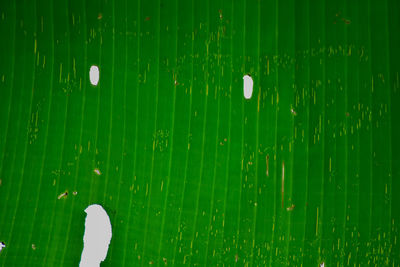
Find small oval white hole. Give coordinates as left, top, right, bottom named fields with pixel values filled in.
left=89, top=65, right=99, bottom=86
left=243, top=74, right=253, bottom=99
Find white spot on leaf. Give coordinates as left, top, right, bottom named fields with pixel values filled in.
left=0, top=242, right=5, bottom=252
left=89, top=65, right=99, bottom=86
left=243, top=74, right=253, bottom=99
left=94, top=168, right=101, bottom=175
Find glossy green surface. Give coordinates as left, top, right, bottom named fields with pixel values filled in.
left=0, top=0, right=399, bottom=266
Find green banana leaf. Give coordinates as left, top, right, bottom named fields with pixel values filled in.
left=0, top=0, right=399, bottom=266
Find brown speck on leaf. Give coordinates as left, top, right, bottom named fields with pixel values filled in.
left=97, top=13, right=102, bottom=20
left=32, top=244, right=36, bottom=250
left=163, top=257, right=168, bottom=265
left=149, top=260, right=154, bottom=265
left=145, top=16, right=151, bottom=21
left=341, top=18, right=351, bottom=24
left=57, top=191, right=68, bottom=200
